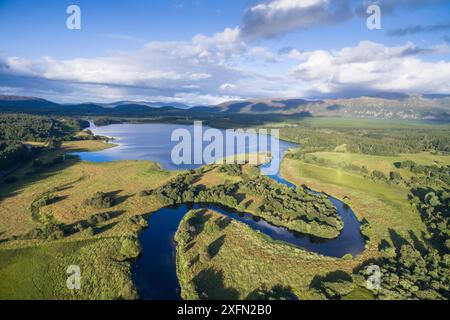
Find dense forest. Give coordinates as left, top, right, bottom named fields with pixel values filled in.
left=0, top=141, right=30, bottom=173
left=279, top=125, right=450, bottom=156
left=0, top=114, right=90, bottom=172
left=0, top=114, right=88, bottom=142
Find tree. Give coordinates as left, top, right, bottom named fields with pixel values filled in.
left=119, top=237, right=142, bottom=260
left=85, top=192, right=114, bottom=209
left=389, top=171, right=402, bottom=181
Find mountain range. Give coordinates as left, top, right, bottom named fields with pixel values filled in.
left=1, top=93, right=449, bottom=121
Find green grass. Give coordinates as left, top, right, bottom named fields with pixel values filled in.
left=0, top=140, right=277, bottom=299
left=176, top=209, right=343, bottom=300
left=281, top=158, right=428, bottom=260
left=0, top=139, right=178, bottom=299
left=0, top=238, right=135, bottom=300
left=309, top=151, right=450, bottom=178
left=0, top=140, right=176, bottom=238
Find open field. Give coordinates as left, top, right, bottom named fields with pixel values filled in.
left=305, top=151, right=450, bottom=179
left=285, top=117, right=450, bottom=129
left=0, top=140, right=173, bottom=239
left=0, top=139, right=178, bottom=299
left=0, top=238, right=135, bottom=300
left=281, top=158, right=428, bottom=255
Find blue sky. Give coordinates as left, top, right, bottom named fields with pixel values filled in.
left=0, top=0, right=449, bottom=104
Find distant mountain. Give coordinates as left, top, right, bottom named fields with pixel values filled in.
left=1, top=93, right=449, bottom=120
left=422, top=94, right=450, bottom=100
left=95, top=100, right=191, bottom=109
left=192, top=95, right=450, bottom=120
left=0, top=95, right=188, bottom=116
left=364, top=92, right=411, bottom=100
left=201, top=98, right=320, bottom=114
left=0, top=95, right=60, bottom=110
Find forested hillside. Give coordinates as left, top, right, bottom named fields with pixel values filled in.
left=0, top=114, right=89, bottom=172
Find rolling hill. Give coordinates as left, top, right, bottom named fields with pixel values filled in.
left=1, top=94, right=449, bottom=121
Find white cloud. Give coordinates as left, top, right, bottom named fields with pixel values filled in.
left=240, top=0, right=352, bottom=39
left=290, top=41, right=450, bottom=95
left=1, top=37, right=449, bottom=104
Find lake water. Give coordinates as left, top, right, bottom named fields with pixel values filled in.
left=74, top=122, right=365, bottom=300
left=73, top=122, right=294, bottom=175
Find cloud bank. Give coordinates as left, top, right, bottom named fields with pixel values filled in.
left=0, top=0, right=449, bottom=104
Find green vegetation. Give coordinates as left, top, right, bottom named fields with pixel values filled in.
left=93, top=118, right=124, bottom=127
left=0, top=136, right=175, bottom=299
left=175, top=152, right=448, bottom=300
left=84, top=192, right=115, bottom=209
left=277, top=117, right=450, bottom=300
left=0, top=114, right=88, bottom=142
left=0, top=114, right=92, bottom=173
left=147, top=165, right=342, bottom=238
left=218, top=164, right=242, bottom=176
left=176, top=209, right=326, bottom=300
left=0, top=141, right=30, bottom=171
left=118, top=237, right=142, bottom=261
left=0, top=239, right=137, bottom=300
left=0, top=114, right=448, bottom=300
left=176, top=209, right=375, bottom=300
left=276, top=118, right=450, bottom=156
left=358, top=241, right=449, bottom=300
left=174, top=118, right=449, bottom=300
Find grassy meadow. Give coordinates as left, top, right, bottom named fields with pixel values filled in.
left=305, top=151, right=450, bottom=179
left=0, top=139, right=178, bottom=299
left=176, top=209, right=374, bottom=300
left=281, top=157, right=428, bottom=258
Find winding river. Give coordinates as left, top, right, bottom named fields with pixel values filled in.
left=75, top=122, right=365, bottom=300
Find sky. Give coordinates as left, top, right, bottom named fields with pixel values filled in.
left=0, top=0, right=449, bottom=105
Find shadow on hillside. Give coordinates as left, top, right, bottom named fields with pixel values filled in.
left=95, top=221, right=119, bottom=235
left=47, top=195, right=69, bottom=205
left=66, top=210, right=126, bottom=235
left=106, top=189, right=133, bottom=206
left=207, top=235, right=226, bottom=259
left=353, top=227, right=428, bottom=276
left=409, top=187, right=435, bottom=202
left=246, top=284, right=298, bottom=300
left=216, top=216, right=232, bottom=230
left=408, top=230, right=427, bottom=254
left=192, top=268, right=239, bottom=300
left=309, top=270, right=354, bottom=300
left=186, top=209, right=212, bottom=238
left=388, top=228, right=409, bottom=252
